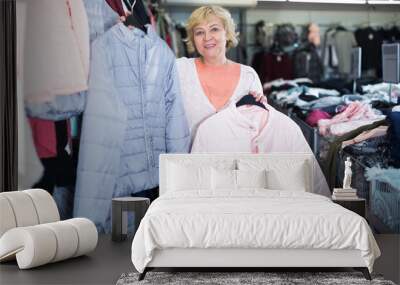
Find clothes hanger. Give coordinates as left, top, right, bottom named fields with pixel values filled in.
left=236, top=94, right=267, bottom=110
left=236, top=71, right=267, bottom=111
left=122, top=0, right=147, bottom=34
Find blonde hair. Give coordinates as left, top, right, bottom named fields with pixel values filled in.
left=185, top=6, right=239, bottom=54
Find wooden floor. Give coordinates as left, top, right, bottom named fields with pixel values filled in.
left=0, top=234, right=398, bottom=285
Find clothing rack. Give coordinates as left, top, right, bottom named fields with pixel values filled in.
left=244, top=22, right=400, bottom=29
left=244, top=21, right=400, bottom=47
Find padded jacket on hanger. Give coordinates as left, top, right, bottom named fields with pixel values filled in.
left=74, top=23, right=190, bottom=233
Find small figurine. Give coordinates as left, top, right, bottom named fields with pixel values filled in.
left=343, top=157, right=353, bottom=189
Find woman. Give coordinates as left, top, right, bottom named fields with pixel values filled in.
left=121, top=6, right=330, bottom=197
left=180, top=6, right=329, bottom=197
left=120, top=6, right=264, bottom=142
left=176, top=6, right=265, bottom=142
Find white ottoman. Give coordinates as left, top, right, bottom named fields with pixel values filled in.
left=0, top=189, right=98, bottom=269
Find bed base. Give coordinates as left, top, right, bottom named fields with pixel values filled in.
left=138, top=248, right=372, bottom=281
left=138, top=267, right=371, bottom=281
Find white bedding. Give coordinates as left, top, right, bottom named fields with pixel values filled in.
left=131, top=190, right=380, bottom=273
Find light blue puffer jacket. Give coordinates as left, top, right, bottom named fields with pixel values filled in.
left=74, top=23, right=190, bottom=233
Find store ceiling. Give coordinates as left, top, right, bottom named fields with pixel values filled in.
left=164, top=0, right=400, bottom=5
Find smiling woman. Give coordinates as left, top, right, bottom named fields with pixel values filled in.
left=176, top=6, right=330, bottom=197
left=193, top=17, right=229, bottom=64
left=176, top=6, right=265, bottom=144
left=185, top=6, right=238, bottom=58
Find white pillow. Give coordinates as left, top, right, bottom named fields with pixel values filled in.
left=265, top=165, right=307, bottom=191
left=211, top=168, right=236, bottom=190
left=238, top=158, right=309, bottom=192
left=211, top=169, right=268, bottom=190
left=168, top=162, right=211, bottom=191
left=236, top=169, right=268, bottom=189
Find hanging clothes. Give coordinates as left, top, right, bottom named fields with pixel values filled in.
left=380, top=26, right=400, bottom=43
left=355, top=27, right=384, bottom=77
left=28, top=118, right=58, bottom=158
left=191, top=102, right=330, bottom=197
left=251, top=50, right=267, bottom=84
left=105, top=0, right=125, bottom=16
left=175, top=23, right=190, bottom=58
left=293, top=43, right=323, bottom=83
left=24, top=92, right=86, bottom=121
left=164, top=13, right=179, bottom=55
left=254, top=21, right=275, bottom=50
left=23, top=0, right=118, bottom=121
left=332, top=29, right=357, bottom=76
left=274, top=24, right=298, bottom=53
left=262, top=52, right=294, bottom=83
left=16, top=0, right=43, bottom=189
left=23, top=0, right=89, bottom=103
left=108, top=0, right=151, bottom=33
left=74, top=23, right=190, bottom=233
left=321, top=28, right=339, bottom=78
left=30, top=119, right=75, bottom=195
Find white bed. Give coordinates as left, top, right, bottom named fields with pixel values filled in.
left=131, top=153, right=380, bottom=280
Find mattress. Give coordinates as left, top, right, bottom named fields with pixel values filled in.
left=131, top=190, right=380, bottom=273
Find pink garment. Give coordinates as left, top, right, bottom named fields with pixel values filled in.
left=23, top=0, right=89, bottom=103
left=237, top=106, right=268, bottom=153
left=28, top=118, right=57, bottom=158
left=305, top=109, right=332, bottom=127
left=28, top=118, right=72, bottom=158
left=191, top=102, right=330, bottom=197
left=191, top=103, right=310, bottom=153
left=318, top=101, right=383, bottom=136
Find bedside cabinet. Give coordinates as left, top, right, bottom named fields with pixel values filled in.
left=332, top=198, right=366, bottom=218
left=112, top=197, right=150, bottom=242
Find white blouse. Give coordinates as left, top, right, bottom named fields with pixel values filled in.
left=176, top=57, right=263, bottom=143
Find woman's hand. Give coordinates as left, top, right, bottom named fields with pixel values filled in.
left=249, top=91, right=268, bottom=106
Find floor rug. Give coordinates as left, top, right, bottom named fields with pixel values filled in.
left=116, top=271, right=396, bottom=285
